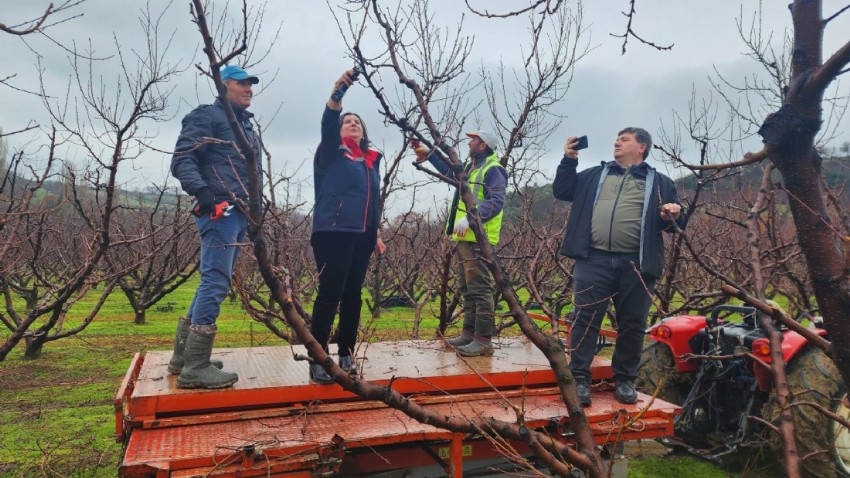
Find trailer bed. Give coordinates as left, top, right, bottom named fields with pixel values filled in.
left=116, top=337, right=679, bottom=477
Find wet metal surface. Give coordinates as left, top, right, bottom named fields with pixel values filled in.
left=119, top=338, right=674, bottom=477
left=129, top=338, right=613, bottom=419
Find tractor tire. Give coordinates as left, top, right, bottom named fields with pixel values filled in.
left=636, top=341, right=691, bottom=405
left=762, top=346, right=850, bottom=477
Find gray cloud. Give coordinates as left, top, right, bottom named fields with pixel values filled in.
left=2, top=1, right=848, bottom=215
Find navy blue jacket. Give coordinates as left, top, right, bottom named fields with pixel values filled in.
left=171, top=100, right=262, bottom=200
left=312, top=107, right=382, bottom=234
left=553, top=157, right=687, bottom=279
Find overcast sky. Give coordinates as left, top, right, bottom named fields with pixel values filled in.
left=2, top=1, right=849, bottom=216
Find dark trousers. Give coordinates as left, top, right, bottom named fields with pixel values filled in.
left=310, top=231, right=376, bottom=358
left=569, top=249, right=655, bottom=382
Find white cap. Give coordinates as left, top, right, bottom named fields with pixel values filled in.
left=465, top=131, right=498, bottom=150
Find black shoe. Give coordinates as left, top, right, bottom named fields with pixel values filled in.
left=339, top=355, right=358, bottom=375
left=309, top=364, right=334, bottom=385
left=615, top=380, right=638, bottom=404
left=576, top=379, right=591, bottom=407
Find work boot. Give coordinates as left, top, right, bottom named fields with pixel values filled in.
left=167, top=317, right=222, bottom=374
left=615, top=380, right=638, bottom=404
left=177, top=325, right=238, bottom=389
left=576, top=378, right=591, bottom=407
left=339, top=355, right=358, bottom=375
left=456, top=338, right=494, bottom=357
left=445, top=330, right=474, bottom=348
left=309, top=363, right=334, bottom=385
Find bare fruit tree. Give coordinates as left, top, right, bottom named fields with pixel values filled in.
left=332, top=1, right=612, bottom=474
left=0, top=3, right=186, bottom=360
left=106, top=187, right=200, bottom=325
left=186, top=0, right=609, bottom=474
left=643, top=3, right=850, bottom=475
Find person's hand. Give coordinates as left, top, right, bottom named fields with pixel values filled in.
left=660, top=203, right=681, bottom=221
left=332, top=69, right=357, bottom=91
left=193, top=187, right=215, bottom=216
left=411, top=141, right=429, bottom=163
left=564, top=136, right=579, bottom=159
left=376, top=237, right=387, bottom=255
left=453, top=216, right=469, bottom=237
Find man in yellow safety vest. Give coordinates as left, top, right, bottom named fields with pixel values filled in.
left=414, top=131, right=507, bottom=357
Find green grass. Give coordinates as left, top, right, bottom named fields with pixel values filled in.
left=0, top=279, right=770, bottom=477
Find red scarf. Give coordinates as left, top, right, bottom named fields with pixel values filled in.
left=342, top=137, right=379, bottom=169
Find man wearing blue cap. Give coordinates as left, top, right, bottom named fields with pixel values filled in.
left=168, top=65, right=262, bottom=389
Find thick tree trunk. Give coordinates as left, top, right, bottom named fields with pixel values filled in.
left=759, top=0, right=850, bottom=387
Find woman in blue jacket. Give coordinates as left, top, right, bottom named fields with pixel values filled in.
left=309, top=69, right=386, bottom=384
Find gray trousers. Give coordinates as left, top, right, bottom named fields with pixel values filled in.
left=569, top=249, right=655, bottom=382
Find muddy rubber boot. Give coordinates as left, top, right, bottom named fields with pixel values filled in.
left=456, top=338, right=494, bottom=357
left=309, top=363, right=334, bottom=385
left=445, top=330, right=474, bottom=348
left=177, top=325, right=238, bottom=389
left=168, top=317, right=223, bottom=374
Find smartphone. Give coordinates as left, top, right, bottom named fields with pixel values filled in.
left=575, top=135, right=589, bottom=151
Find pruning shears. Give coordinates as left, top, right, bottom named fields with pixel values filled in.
left=192, top=200, right=234, bottom=220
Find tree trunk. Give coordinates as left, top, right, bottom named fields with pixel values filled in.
left=134, top=309, right=146, bottom=325
left=23, top=335, right=44, bottom=359
left=759, top=0, right=850, bottom=386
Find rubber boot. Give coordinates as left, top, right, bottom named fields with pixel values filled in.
left=456, top=338, right=494, bottom=357
left=168, top=317, right=222, bottom=374
left=445, top=330, right=474, bottom=348
left=177, top=325, right=238, bottom=389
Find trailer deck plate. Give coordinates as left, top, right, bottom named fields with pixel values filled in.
left=124, top=338, right=613, bottom=420
left=121, top=385, right=677, bottom=477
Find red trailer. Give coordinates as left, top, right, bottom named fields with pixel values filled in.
left=115, top=336, right=679, bottom=477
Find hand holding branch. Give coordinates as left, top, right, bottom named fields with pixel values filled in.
left=660, top=203, right=681, bottom=221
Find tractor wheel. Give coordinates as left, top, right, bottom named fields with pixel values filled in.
left=763, top=346, right=850, bottom=477
left=636, top=341, right=691, bottom=405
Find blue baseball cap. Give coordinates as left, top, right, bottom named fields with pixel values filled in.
left=221, top=65, right=259, bottom=84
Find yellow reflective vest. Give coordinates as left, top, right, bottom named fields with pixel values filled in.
left=451, top=153, right=504, bottom=245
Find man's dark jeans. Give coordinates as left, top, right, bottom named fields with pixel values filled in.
left=569, top=249, right=655, bottom=382
left=310, top=231, right=376, bottom=358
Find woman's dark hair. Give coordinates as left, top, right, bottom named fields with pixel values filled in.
left=341, top=112, right=370, bottom=150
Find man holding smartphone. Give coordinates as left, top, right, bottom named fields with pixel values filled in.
left=553, top=128, right=686, bottom=406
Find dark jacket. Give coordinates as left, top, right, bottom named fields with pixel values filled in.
left=312, top=107, right=382, bottom=234
left=553, top=157, right=687, bottom=279
left=171, top=100, right=262, bottom=200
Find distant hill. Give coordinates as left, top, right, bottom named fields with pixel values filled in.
left=504, top=155, right=850, bottom=223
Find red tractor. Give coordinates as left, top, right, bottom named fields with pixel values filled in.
left=636, top=305, right=850, bottom=477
